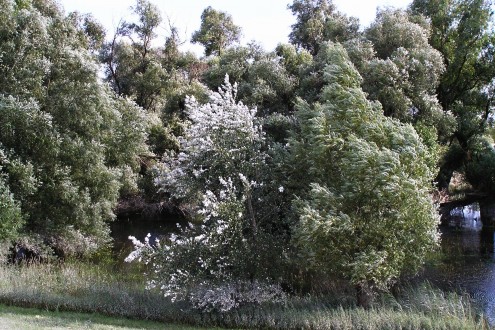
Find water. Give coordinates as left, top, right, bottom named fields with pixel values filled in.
left=426, top=202, right=495, bottom=323
left=110, top=212, right=185, bottom=261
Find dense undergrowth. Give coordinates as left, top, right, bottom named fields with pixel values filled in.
left=0, top=261, right=488, bottom=329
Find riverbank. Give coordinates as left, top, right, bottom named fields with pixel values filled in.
left=0, top=262, right=488, bottom=329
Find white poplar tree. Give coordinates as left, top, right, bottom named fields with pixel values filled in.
left=132, top=76, right=286, bottom=311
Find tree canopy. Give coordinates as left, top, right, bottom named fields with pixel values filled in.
left=288, top=0, right=360, bottom=55
left=410, top=0, right=495, bottom=190
left=290, top=43, right=439, bottom=305
left=191, top=6, right=242, bottom=57
left=0, top=0, right=149, bottom=255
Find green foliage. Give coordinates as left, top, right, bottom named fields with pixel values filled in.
left=191, top=6, right=242, bottom=57
left=297, top=41, right=351, bottom=104
left=100, top=0, right=206, bottom=166
left=155, top=76, right=265, bottom=204
left=362, top=8, right=455, bottom=140
left=288, top=0, right=360, bottom=55
left=203, top=44, right=297, bottom=116
left=101, top=38, right=167, bottom=112
left=365, top=8, right=430, bottom=60
left=464, top=136, right=495, bottom=193
left=0, top=175, right=23, bottom=241
left=100, top=0, right=177, bottom=114
left=161, top=79, right=209, bottom=118
left=138, top=78, right=293, bottom=310
left=410, top=0, right=495, bottom=190
left=291, top=43, right=440, bottom=291
left=275, top=43, right=313, bottom=77
left=0, top=0, right=149, bottom=254
left=67, top=12, right=106, bottom=52
left=126, top=0, right=161, bottom=47
left=410, top=0, right=495, bottom=112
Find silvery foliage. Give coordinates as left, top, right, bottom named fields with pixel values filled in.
left=188, top=279, right=286, bottom=312
left=127, top=176, right=285, bottom=311
left=154, top=74, right=265, bottom=204
left=362, top=8, right=455, bottom=138
left=0, top=1, right=149, bottom=252
left=130, top=76, right=285, bottom=311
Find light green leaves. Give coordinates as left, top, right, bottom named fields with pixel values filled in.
left=191, top=6, right=242, bottom=57
left=291, top=43, right=440, bottom=289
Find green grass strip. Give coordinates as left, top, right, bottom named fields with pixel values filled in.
left=0, top=304, right=208, bottom=330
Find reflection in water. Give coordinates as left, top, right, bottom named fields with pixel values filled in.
left=111, top=213, right=184, bottom=262
left=429, top=203, right=495, bottom=323
left=447, top=203, right=481, bottom=231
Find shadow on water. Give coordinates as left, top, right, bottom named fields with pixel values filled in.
left=110, top=212, right=186, bottom=264
left=424, top=202, right=495, bottom=323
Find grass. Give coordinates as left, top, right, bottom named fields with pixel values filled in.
left=200, top=284, right=490, bottom=329
left=0, top=304, right=200, bottom=329
left=0, top=262, right=182, bottom=322
left=0, top=261, right=490, bottom=329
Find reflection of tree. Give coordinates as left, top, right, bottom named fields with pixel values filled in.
left=479, top=201, right=495, bottom=228
left=480, top=226, right=494, bottom=256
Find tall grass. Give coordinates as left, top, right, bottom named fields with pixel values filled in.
left=0, top=261, right=489, bottom=329
left=0, top=262, right=181, bottom=322
left=195, top=283, right=488, bottom=329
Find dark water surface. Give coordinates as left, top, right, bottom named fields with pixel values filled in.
left=110, top=203, right=495, bottom=321
left=110, top=212, right=184, bottom=260
left=424, top=203, right=495, bottom=322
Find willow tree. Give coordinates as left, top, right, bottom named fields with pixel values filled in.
left=0, top=0, right=149, bottom=255
left=101, top=0, right=165, bottom=112
left=202, top=44, right=298, bottom=118
left=191, top=6, right=242, bottom=57
left=101, top=0, right=208, bottom=157
left=363, top=9, right=449, bottom=127
left=288, top=0, right=360, bottom=55
left=410, top=0, right=495, bottom=190
left=291, top=43, right=439, bottom=306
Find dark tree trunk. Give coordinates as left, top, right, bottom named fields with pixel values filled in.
left=480, top=200, right=495, bottom=228
left=356, top=283, right=374, bottom=309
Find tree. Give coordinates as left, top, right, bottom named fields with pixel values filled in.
left=155, top=76, right=266, bottom=205
left=101, top=0, right=166, bottom=112
left=410, top=0, right=495, bottom=189
left=133, top=77, right=288, bottom=311
left=288, top=0, right=359, bottom=55
left=202, top=43, right=298, bottom=117
left=67, top=12, right=106, bottom=53
left=362, top=8, right=455, bottom=140
left=290, top=43, right=439, bottom=306
left=101, top=0, right=209, bottom=159
left=0, top=0, right=149, bottom=255
left=191, top=6, right=242, bottom=57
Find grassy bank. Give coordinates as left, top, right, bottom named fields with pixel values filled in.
left=0, top=262, right=489, bottom=329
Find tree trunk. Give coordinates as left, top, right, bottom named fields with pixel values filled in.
left=246, top=190, right=257, bottom=239
left=480, top=200, right=495, bottom=228
left=356, top=282, right=374, bottom=309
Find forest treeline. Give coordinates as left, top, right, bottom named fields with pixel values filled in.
left=0, top=0, right=494, bottom=309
